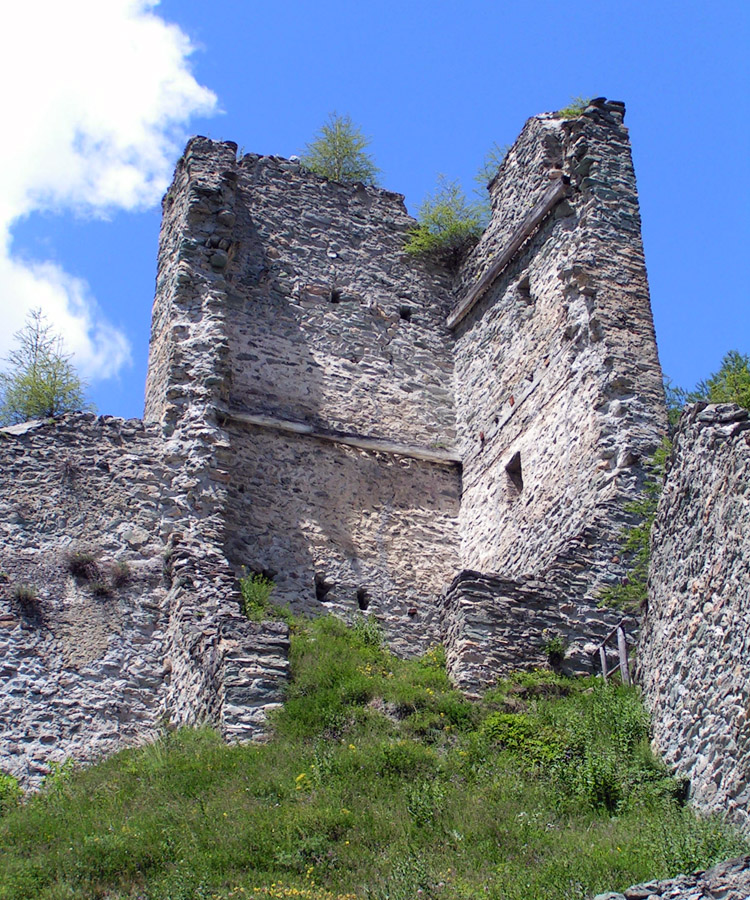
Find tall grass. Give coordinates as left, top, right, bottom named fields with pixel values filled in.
left=0, top=616, right=745, bottom=900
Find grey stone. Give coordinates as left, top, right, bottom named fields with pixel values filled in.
left=639, top=404, right=750, bottom=834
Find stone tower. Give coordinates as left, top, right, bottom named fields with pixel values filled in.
left=144, top=96, right=666, bottom=664
left=0, top=98, right=667, bottom=783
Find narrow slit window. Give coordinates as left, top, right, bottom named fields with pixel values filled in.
left=506, top=451, right=524, bottom=497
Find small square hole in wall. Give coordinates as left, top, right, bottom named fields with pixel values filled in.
left=330, top=288, right=342, bottom=304
left=517, top=275, right=532, bottom=304
left=356, top=588, right=370, bottom=611
left=315, top=573, right=334, bottom=602
left=506, top=451, right=523, bottom=498
left=399, top=305, right=412, bottom=322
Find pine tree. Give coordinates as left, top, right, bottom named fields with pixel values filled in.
left=696, top=350, right=750, bottom=409
left=300, top=113, right=380, bottom=185
left=0, top=308, right=90, bottom=424
left=404, top=176, right=482, bottom=268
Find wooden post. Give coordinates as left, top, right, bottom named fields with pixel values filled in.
left=617, top=626, right=630, bottom=685
left=599, top=645, right=608, bottom=682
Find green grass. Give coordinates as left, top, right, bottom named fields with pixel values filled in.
left=0, top=615, right=745, bottom=900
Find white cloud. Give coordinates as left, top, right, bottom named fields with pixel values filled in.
left=0, top=0, right=217, bottom=379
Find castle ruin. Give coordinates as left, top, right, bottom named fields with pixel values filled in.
left=1, top=98, right=668, bottom=784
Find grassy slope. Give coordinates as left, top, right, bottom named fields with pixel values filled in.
left=0, top=615, right=746, bottom=900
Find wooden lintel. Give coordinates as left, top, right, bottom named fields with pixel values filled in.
left=447, top=178, right=569, bottom=330
left=218, top=409, right=462, bottom=466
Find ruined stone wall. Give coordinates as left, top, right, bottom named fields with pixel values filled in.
left=452, top=99, right=666, bottom=600
left=225, top=152, right=457, bottom=445
left=142, top=137, right=291, bottom=737
left=224, top=425, right=460, bottom=655
left=594, top=855, right=750, bottom=900
left=146, top=139, right=462, bottom=650
left=639, top=403, right=750, bottom=832
left=441, top=570, right=631, bottom=695
left=222, top=150, right=462, bottom=644
left=144, top=105, right=666, bottom=651
left=0, top=415, right=288, bottom=785
left=0, top=416, right=172, bottom=783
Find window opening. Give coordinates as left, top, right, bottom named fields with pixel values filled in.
left=315, top=573, right=334, bottom=602
left=506, top=451, right=524, bottom=497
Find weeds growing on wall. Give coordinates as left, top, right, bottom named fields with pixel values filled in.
left=11, top=583, right=43, bottom=622
left=555, top=96, right=592, bottom=118
left=1, top=615, right=745, bottom=900
left=239, top=571, right=293, bottom=623
left=541, top=630, right=567, bottom=667
left=66, top=549, right=102, bottom=582
left=599, top=438, right=672, bottom=611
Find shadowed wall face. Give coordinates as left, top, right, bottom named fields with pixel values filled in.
left=145, top=141, right=463, bottom=651
left=221, top=157, right=462, bottom=650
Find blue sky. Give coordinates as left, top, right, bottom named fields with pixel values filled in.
left=2, top=0, right=748, bottom=419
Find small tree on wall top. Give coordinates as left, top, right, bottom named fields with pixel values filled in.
left=666, top=349, right=750, bottom=429
left=300, top=112, right=380, bottom=185
left=404, top=176, right=482, bottom=269
left=0, top=308, right=91, bottom=425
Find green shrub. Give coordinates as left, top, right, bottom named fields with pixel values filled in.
left=0, top=773, right=22, bottom=816
left=542, top=631, right=567, bottom=666
left=418, top=644, right=446, bottom=670
left=599, top=438, right=671, bottom=611
left=404, top=176, right=482, bottom=269
left=351, top=614, right=382, bottom=649
left=481, top=712, right=564, bottom=764
left=239, top=572, right=277, bottom=621
left=555, top=96, right=592, bottom=118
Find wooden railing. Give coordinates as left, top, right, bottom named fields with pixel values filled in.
left=592, top=621, right=632, bottom=685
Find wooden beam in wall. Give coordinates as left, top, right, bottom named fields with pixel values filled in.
left=447, top=178, right=569, bottom=330
left=219, top=409, right=462, bottom=466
